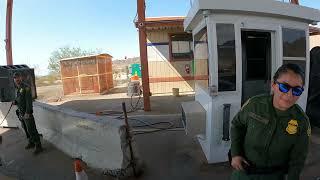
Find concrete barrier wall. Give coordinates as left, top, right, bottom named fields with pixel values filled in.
left=0, top=101, right=128, bottom=170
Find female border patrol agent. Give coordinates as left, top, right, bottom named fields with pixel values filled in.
left=13, top=72, right=43, bottom=155
left=230, top=63, right=311, bottom=180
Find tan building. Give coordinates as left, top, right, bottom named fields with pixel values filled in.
left=309, top=26, right=320, bottom=49
left=137, top=17, right=196, bottom=94
left=60, top=54, right=113, bottom=95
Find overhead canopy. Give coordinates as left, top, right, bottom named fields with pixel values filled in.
left=134, top=16, right=185, bottom=31
left=184, top=0, right=320, bottom=31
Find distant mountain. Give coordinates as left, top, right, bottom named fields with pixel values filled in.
left=112, top=57, right=140, bottom=69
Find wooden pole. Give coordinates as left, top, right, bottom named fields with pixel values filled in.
left=6, top=0, right=13, bottom=65
left=290, top=0, right=299, bottom=5
left=137, top=0, right=151, bottom=111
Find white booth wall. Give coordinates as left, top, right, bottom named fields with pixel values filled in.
left=193, top=13, right=310, bottom=163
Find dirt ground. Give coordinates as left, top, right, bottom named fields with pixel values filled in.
left=0, top=128, right=109, bottom=180
left=1, top=85, right=320, bottom=179
left=36, top=84, right=195, bottom=115
left=1, top=116, right=320, bottom=180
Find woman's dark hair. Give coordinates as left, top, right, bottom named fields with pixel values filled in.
left=273, top=63, right=305, bottom=85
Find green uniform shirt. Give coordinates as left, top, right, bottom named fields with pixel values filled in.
left=15, top=82, right=33, bottom=114
left=231, top=95, right=311, bottom=180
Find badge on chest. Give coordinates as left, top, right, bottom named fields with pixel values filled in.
left=286, top=119, right=298, bottom=135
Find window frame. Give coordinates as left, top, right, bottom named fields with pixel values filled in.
left=168, top=33, right=193, bottom=62
left=282, top=27, right=307, bottom=61
left=281, top=27, right=307, bottom=79
left=216, top=23, right=237, bottom=92
left=193, top=27, right=210, bottom=90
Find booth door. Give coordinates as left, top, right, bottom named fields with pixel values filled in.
left=241, top=31, right=272, bottom=104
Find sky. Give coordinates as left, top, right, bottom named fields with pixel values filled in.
left=0, top=0, right=319, bottom=76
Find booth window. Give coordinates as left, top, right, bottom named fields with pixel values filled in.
left=169, top=33, right=193, bottom=61
left=217, top=24, right=236, bottom=91
left=194, top=28, right=209, bottom=90
left=282, top=28, right=306, bottom=73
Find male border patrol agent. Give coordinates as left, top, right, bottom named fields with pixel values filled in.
left=13, top=72, right=43, bottom=155
left=230, top=63, right=310, bottom=180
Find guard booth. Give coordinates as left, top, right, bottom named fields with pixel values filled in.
left=0, top=65, right=37, bottom=102
left=183, top=0, right=320, bottom=163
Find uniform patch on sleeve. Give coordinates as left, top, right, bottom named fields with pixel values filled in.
left=307, top=127, right=311, bottom=137
left=19, top=88, right=24, bottom=93
left=307, top=123, right=311, bottom=137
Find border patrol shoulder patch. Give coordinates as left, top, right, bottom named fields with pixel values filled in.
left=307, top=126, right=311, bottom=137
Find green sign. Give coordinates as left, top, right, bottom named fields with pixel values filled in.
left=130, top=64, right=141, bottom=77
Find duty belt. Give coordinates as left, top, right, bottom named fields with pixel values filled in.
left=244, top=164, right=288, bottom=175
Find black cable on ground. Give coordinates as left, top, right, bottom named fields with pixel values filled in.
left=129, top=93, right=142, bottom=112
left=127, top=117, right=184, bottom=135
left=111, top=115, right=185, bottom=135
left=92, top=92, right=184, bottom=135
left=132, top=127, right=185, bottom=136
left=94, top=110, right=123, bottom=116
left=131, top=121, right=174, bottom=128
left=127, top=117, right=174, bottom=129
left=93, top=93, right=142, bottom=117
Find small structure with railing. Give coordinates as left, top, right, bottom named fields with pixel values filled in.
left=60, top=54, right=113, bottom=95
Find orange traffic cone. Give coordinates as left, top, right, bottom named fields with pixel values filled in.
left=74, top=159, right=88, bottom=180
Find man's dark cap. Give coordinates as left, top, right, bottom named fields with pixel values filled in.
left=13, top=72, right=22, bottom=78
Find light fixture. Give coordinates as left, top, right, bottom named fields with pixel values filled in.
left=202, top=10, right=211, bottom=18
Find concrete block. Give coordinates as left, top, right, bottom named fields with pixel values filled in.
left=181, top=101, right=206, bottom=137
left=0, top=101, right=138, bottom=172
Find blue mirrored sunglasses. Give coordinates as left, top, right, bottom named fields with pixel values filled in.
left=275, top=81, right=304, bottom=96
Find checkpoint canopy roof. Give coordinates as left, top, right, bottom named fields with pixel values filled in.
left=184, top=0, right=320, bottom=31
